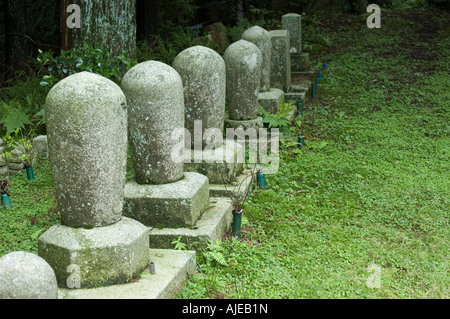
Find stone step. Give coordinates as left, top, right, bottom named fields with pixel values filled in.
left=209, top=169, right=254, bottom=198
left=148, top=197, right=234, bottom=252
left=292, top=70, right=317, bottom=82
left=58, top=248, right=196, bottom=299
left=284, top=91, right=306, bottom=104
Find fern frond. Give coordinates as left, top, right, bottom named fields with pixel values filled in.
left=1, top=107, right=33, bottom=135
left=205, top=251, right=227, bottom=267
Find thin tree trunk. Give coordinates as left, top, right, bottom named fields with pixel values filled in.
left=236, top=0, right=244, bottom=25
left=4, top=0, right=31, bottom=69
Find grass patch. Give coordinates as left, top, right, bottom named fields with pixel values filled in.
left=0, top=159, right=59, bottom=255
left=179, top=9, right=449, bottom=299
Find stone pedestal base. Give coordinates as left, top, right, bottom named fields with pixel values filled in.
left=224, top=117, right=264, bottom=132
left=58, top=249, right=197, bottom=299
left=123, top=172, right=209, bottom=228
left=258, top=88, right=285, bottom=114
left=148, top=197, right=233, bottom=251
left=209, top=168, right=255, bottom=198
left=291, top=52, right=310, bottom=72
left=184, top=140, right=244, bottom=184
left=284, top=91, right=306, bottom=104
left=38, top=217, right=150, bottom=289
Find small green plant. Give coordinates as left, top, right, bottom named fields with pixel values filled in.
left=2, top=129, right=36, bottom=169
left=258, top=101, right=296, bottom=130
left=37, top=45, right=138, bottom=87
left=171, top=236, right=188, bottom=251
left=203, top=240, right=227, bottom=267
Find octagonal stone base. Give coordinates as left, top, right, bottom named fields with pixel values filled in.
left=38, top=217, right=150, bottom=289
left=123, top=172, right=209, bottom=228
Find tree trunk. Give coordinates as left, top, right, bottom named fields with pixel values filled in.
left=236, top=0, right=244, bottom=25
left=4, top=0, right=31, bottom=69
left=65, top=0, right=137, bottom=56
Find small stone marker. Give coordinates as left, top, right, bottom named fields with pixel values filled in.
left=282, top=13, right=311, bottom=74
left=122, top=61, right=209, bottom=229
left=122, top=61, right=185, bottom=185
left=45, top=71, right=128, bottom=228
left=173, top=45, right=244, bottom=184
left=173, top=45, right=226, bottom=149
left=40, top=71, right=149, bottom=288
left=269, top=30, right=291, bottom=93
left=282, top=13, right=302, bottom=53
left=0, top=251, right=58, bottom=299
left=33, top=135, right=48, bottom=158
left=224, top=39, right=262, bottom=121
left=241, top=26, right=272, bottom=92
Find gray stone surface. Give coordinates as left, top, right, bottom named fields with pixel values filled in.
left=45, top=72, right=128, bottom=228
left=224, top=117, right=264, bottom=131
left=122, top=61, right=185, bottom=185
left=183, top=140, right=244, bottom=184
left=0, top=155, right=6, bottom=166
left=224, top=40, right=262, bottom=120
left=58, top=249, right=196, bottom=299
left=0, top=166, right=8, bottom=177
left=292, top=52, right=311, bottom=72
left=148, top=197, right=233, bottom=251
left=0, top=251, right=58, bottom=299
left=33, top=135, right=48, bottom=158
left=270, top=30, right=291, bottom=93
left=7, top=162, right=24, bottom=170
left=258, top=88, right=285, bottom=114
left=241, top=26, right=272, bottom=92
left=209, top=168, right=255, bottom=198
left=7, top=146, right=25, bottom=163
left=282, top=13, right=302, bottom=53
left=284, top=91, right=306, bottom=103
left=38, top=217, right=150, bottom=289
left=173, top=46, right=226, bottom=149
left=123, top=172, right=209, bottom=228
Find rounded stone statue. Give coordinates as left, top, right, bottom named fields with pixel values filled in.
left=122, top=61, right=185, bottom=185
left=224, top=40, right=262, bottom=121
left=0, top=251, right=58, bottom=299
left=45, top=72, right=128, bottom=228
left=173, top=45, right=226, bottom=149
left=241, top=26, right=272, bottom=92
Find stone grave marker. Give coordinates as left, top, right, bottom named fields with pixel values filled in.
left=224, top=39, right=264, bottom=130
left=173, top=45, right=244, bottom=185
left=38, top=72, right=149, bottom=288
left=242, top=26, right=284, bottom=114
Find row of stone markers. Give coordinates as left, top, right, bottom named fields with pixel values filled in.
left=1, top=12, right=312, bottom=297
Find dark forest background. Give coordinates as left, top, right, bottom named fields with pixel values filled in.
left=1, top=0, right=449, bottom=82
